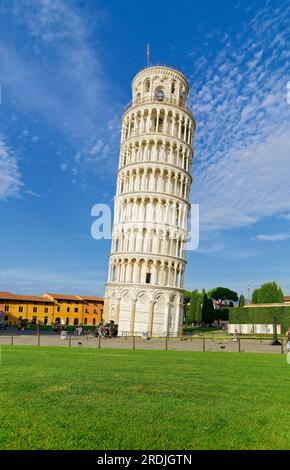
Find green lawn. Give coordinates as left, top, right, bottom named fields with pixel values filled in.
left=1, top=346, right=290, bottom=450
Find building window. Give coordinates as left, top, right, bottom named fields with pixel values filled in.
left=44, top=307, right=48, bottom=313
left=32, top=316, right=37, bottom=324
left=73, top=318, right=79, bottom=326
left=74, top=307, right=78, bottom=313
left=146, top=273, right=151, bottom=284
left=57, top=307, right=60, bottom=312
left=93, top=318, right=96, bottom=325
left=66, top=317, right=69, bottom=325
left=19, top=306, right=23, bottom=313
left=4, top=315, right=8, bottom=321
left=67, top=307, right=70, bottom=312
left=4, top=305, right=9, bottom=312
left=84, top=318, right=87, bottom=325
left=144, top=78, right=150, bottom=93
left=44, top=316, right=48, bottom=325
left=33, top=307, right=37, bottom=313
left=94, top=309, right=96, bottom=314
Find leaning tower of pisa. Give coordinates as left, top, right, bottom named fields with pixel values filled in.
left=103, top=65, right=195, bottom=336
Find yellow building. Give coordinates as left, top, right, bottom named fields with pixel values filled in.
left=0, top=291, right=54, bottom=325
left=0, top=291, right=104, bottom=326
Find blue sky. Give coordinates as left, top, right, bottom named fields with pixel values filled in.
left=0, top=0, right=289, bottom=297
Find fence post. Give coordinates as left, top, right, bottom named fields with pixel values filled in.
left=281, top=340, right=284, bottom=354
left=98, top=334, right=101, bottom=349
left=69, top=334, right=71, bottom=347
left=132, top=335, right=135, bottom=350
left=11, top=335, right=14, bottom=346
left=203, top=338, right=206, bottom=352
left=38, top=331, right=40, bottom=347
left=165, top=335, right=168, bottom=351
left=238, top=338, right=241, bottom=353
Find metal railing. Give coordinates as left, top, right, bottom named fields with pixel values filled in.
left=0, top=330, right=288, bottom=354
left=124, top=96, right=193, bottom=116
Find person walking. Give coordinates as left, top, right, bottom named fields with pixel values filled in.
left=286, top=327, right=290, bottom=352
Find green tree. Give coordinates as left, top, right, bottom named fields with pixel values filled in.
left=278, top=286, right=284, bottom=303
left=207, top=297, right=216, bottom=324
left=252, top=288, right=259, bottom=304
left=202, top=293, right=216, bottom=324
left=257, top=281, right=284, bottom=304
left=189, top=290, right=198, bottom=324
left=201, top=292, right=208, bottom=323
left=208, top=287, right=238, bottom=308
left=183, top=290, right=191, bottom=324
left=195, top=293, right=203, bottom=323
left=239, top=294, right=245, bottom=307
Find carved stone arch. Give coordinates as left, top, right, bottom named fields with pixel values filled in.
left=154, top=291, right=166, bottom=305
left=121, top=289, right=131, bottom=305
left=136, top=290, right=149, bottom=305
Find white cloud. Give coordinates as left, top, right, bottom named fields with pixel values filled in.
left=0, top=0, right=112, bottom=139
left=0, top=137, right=22, bottom=200
left=188, top=1, right=290, bottom=231
left=254, top=233, right=290, bottom=242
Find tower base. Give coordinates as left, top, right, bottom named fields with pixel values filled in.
left=104, top=283, right=184, bottom=337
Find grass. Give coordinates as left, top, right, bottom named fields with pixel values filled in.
left=1, top=346, right=290, bottom=450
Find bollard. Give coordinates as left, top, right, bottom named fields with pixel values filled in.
left=281, top=340, right=284, bottom=354
left=98, top=334, right=101, bottom=349
left=203, top=338, right=206, bottom=352
left=11, top=335, right=14, bottom=346
left=238, top=338, right=241, bottom=352
left=165, top=335, right=168, bottom=351
left=69, top=334, right=71, bottom=347
left=132, top=335, right=135, bottom=350
left=38, top=332, right=40, bottom=347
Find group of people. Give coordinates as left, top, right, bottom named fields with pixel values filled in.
left=95, top=323, right=114, bottom=338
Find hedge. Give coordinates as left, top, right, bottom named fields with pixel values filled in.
left=229, top=306, right=290, bottom=333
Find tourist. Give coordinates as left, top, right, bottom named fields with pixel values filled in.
left=232, top=329, right=239, bottom=342
left=286, top=327, right=290, bottom=352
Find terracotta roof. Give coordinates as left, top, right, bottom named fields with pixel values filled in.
left=42, top=293, right=82, bottom=301
left=0, top=292, right=54, bottom=303
left=80, top=296, right=104, bottom=303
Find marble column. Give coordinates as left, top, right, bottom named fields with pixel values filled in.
left=129, top=299, right=137, bottom=336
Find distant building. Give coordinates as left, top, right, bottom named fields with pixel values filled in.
left=0, top=292, right=54, bottom=325
left=0, top=291, right=103, bottom=326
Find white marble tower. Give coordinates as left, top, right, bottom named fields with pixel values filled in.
left=104, top=65, right=195, bottom=336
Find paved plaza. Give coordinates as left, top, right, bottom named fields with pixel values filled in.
left=0, top=332, right=287, bottom=354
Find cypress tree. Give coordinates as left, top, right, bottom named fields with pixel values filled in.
left=201, top=292, right=208, bottom=323
left=239, top=294, right=245, bottom=307
left=252, top=289, right=258, bottom=304
left=207, top=297, right=215, bottom=324
left=195, top=293, right=203, bottom=323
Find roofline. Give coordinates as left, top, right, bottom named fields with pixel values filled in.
left=132, top=65, right=189, bottom=90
